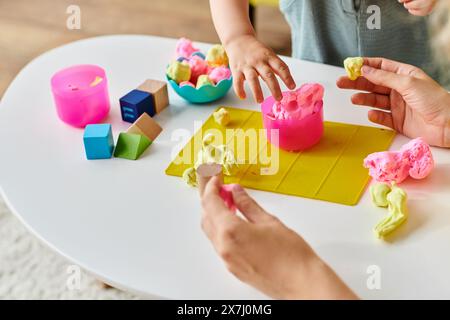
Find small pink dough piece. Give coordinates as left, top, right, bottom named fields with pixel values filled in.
left=296, top=83, right=324, bottom=106
left=175, top=37, right=199, bottom=58
left=270, top=83, right=325, bottom=120
left=208, top=66, right=232, bottom=84
left=179, top=81, right=195, bottom=88
left=400, top=137, right=434, bottom=179
left=188, top=56, right=209, bottom=84
left=220, top=184, right=237, bottom=212
left=363, top=151, right=410, bottom=183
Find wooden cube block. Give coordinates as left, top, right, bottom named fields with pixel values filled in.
left=127, top=113, right=162, bottom=142
left=83, top=124, right=114, bottom=160
left=138, top=80, right=169, bottom=114
left=114, top=133, right=152, bottom=160
left=120, top=89, right=155, bottom=123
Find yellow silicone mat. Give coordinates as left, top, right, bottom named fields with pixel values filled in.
left=165, top=107, right=396, bottom=206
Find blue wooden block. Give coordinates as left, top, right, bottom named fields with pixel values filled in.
left=119, top=89, right=155, bottom=123
left=83, top=124, right=114, bottom=160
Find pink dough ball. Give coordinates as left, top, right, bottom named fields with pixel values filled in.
left=175, top=37, right=199, bottom=59
left=179, top=81, right=195, bottom=88
left=208, top=66, right=232, bottom=84
left=188, top=56, right=209, bottom=84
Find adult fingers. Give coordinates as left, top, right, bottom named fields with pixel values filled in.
left=268, top=57, right=296, bottom=90
left=231, top=185, right=275, bottom=223
left=244, top=68, right=264, bottom=103
left=363, top=57, right=425, bottom=79
left=256, top=64, right=282, bottom=101
left=336, top=76, right=391, bottom=95
left=367, top=110, right=395, bottom=129
left=361, top=65, right=415, bottom=93
left=201, top=176, right=241, bottom=240
left=351, top=93, right=391, bottom=109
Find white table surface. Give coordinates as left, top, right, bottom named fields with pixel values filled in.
left=1, top=35, right=449, bottom=300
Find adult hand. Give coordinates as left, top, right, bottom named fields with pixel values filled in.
left=337, top=57, right=450, bottom=148
left=200, top=177, right=357, bottom=299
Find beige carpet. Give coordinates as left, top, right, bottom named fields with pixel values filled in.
left=0, top=195, right=138, bottom=299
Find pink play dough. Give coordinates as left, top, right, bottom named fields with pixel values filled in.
left=208, top=66, right=231, bottom=84
left=364, top=137, right=434, bottom=183
left=363, top=151, right=410, bottom=183
left=179, top=81, right=195, bottom=88
left=220, top=184, right=237, bottom=212
left=270, top=83, right=324, bottom=120
left=175, top=37, right=199, bottom=59
left=400, top=137, right=434, bottom=179
left=188, top=56, right=209, bottom=83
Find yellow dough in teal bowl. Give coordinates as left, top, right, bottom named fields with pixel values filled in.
left=166, top=75, right=233, bottom=104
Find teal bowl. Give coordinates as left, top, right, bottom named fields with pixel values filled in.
left=166, top=75, right=233, bottom=104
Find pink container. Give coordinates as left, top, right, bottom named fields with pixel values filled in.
left=261, top=92, right=324, bottom=151
left=51, top=65, right=110, bottom=128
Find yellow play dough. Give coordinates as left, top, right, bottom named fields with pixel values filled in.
left=344, top=57, right=364, bottom=81
left=90, top=76, right=103, bottom=87
left=206, top=44, right=229, bottom=67
left=213, top=108, right=231, bottom=126
left=182, top=167, right=197, bottom=187
left=167, top=61, right=191, bottom=84
left=194, top=134, right=239, bottom=176
left=196, top=75, right=214, bottom=89
left=370, top=183, right=391, bottom=207
left=374, top=183, right=408, bottom=239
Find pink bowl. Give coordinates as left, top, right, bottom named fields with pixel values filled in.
left=51, top=65, right=110, bottom=128
left=261, top=92, right=324, bottom=151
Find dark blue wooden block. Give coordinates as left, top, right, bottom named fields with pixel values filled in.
left=119, top=89, right=155, bottom=123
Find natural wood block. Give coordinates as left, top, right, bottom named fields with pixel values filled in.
left=138, top=79, right=169, bottom=114
left=127, top=113, right=163, bottom=142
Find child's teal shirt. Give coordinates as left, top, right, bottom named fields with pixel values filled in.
left=280, top=0, right=442, bottom=85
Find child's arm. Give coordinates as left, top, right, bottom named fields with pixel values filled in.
left=398, top=0, right=437, bottom=16
left=209, top=0, right=296, bottom=102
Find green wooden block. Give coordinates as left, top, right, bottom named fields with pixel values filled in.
left=114, top=133, right=152, bottom=160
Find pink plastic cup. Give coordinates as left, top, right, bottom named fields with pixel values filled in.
left=261, top=92, right=324, bottom=151
left=51, top=65, right=110, bottom=128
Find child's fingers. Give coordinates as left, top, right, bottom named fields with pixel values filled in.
left=256, top=65, right=282, bottom=101
left=351, top=93, right=391, bottom=110
left=244, top=68, right=264, bottom=103
left=268, top=58, right=296, bottom=90
left=407, top=8, right=427, bottom=16
left=368, top=110, right=394, bottom=129
left=403, top=0, right=430, bottom=10
left=233, top=71, right=246, bottom=99
left=336, top=76, right=391, bottom=95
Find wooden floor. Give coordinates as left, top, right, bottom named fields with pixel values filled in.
left=0, top=0, right=291, bottom=98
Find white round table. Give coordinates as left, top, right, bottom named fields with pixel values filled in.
left=1, top=35, right=450, bottom=299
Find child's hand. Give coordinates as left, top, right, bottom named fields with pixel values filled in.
left=225, top=35, right=296, bottom=103
left=200, top=177, right=357, bottom=299
left=398, top=0, right=437, bottom=16
left=337, top=57, right=450, bottom=148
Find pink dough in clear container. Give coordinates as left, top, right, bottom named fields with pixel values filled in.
left=261, top=92, right=324, bottom=151
left=51, top=65, right=110, bottom=128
